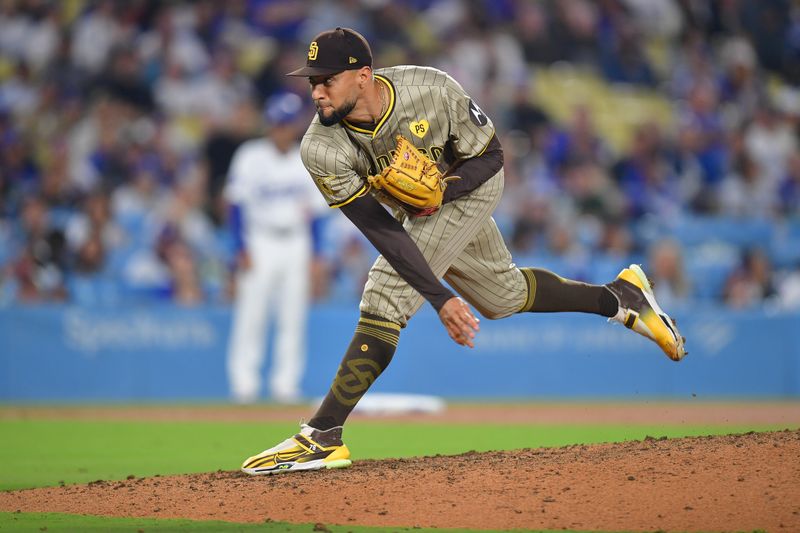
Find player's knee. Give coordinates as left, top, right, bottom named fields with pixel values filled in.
left=474, top=305, right=513, bottom=320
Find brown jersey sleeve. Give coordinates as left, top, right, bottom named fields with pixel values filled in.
left=301, top=131, right=369, bottom=207
left=443, top=76, right=496, bottom=159
left=434, top=75, right=502, bottom=202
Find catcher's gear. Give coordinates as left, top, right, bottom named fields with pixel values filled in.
left=368, top=135, right=458, bottom=217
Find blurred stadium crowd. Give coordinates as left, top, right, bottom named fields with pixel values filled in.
left=2, top=0, right=800, bottom=311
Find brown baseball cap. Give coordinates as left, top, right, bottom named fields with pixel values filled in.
left=287, top=27, right=372, bottom=77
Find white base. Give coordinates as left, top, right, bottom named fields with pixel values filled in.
left=313, top=392, right=447, bottom=416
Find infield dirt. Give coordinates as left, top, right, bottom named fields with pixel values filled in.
left=2, top=428, right=799, bottom=532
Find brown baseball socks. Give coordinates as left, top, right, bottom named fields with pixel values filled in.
left=518, top=267, right=618, bottom=317
left=308, top=312, right=400, bottom=431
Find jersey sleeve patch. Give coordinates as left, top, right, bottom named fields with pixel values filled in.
left=314, top=175, right=336, bottom=197
left=468, top=100, right=489, bottom=127
left=309, top=172, right=364, bottom=206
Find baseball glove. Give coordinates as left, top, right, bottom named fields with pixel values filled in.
left=368, top=135, right=457, bottom=217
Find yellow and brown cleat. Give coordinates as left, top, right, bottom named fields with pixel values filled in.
left=606, top=264, right=687, bottom=361
left=241, top=424, right=352, bottom=475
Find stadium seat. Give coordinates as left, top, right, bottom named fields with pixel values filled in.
left=683, top=243, right=740, bottom=300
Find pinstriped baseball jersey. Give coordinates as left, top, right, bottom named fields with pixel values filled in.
left=301, top=66, right=495, bottom=207
left=300, top=65, right=528, bottom=325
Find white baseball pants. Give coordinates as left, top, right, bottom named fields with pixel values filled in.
left=226, top=230, right=311, bottom=403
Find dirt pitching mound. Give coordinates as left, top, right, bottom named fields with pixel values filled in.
left=2, top=430, right=799, bottom=532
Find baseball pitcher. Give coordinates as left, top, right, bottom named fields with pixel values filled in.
left=241, top=28, right=686, bottom=475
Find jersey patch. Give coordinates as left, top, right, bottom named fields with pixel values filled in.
left=468, top=100, right=489, bottom=127
left=315, top=175, right=336, bottom=196
left=409, top=119, right=429, bottom=139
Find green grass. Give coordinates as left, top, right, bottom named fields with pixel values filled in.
left=0, top=512, right=604, bottom=533
left=0, top=419, right=786, bottom=491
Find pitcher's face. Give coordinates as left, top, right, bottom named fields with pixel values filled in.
left=309, top=70, right=360, bottom=126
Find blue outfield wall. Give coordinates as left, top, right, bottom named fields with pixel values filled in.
left=0, top=304, right=798, bottom=401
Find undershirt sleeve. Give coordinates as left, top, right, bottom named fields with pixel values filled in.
left=442, top=134, right=503, bottom=203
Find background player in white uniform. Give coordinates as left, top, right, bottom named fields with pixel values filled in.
left=225, top=92, right=328, bottom=404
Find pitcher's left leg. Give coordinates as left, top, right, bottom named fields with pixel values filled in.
left=443, top=220, right=685, bottom=360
